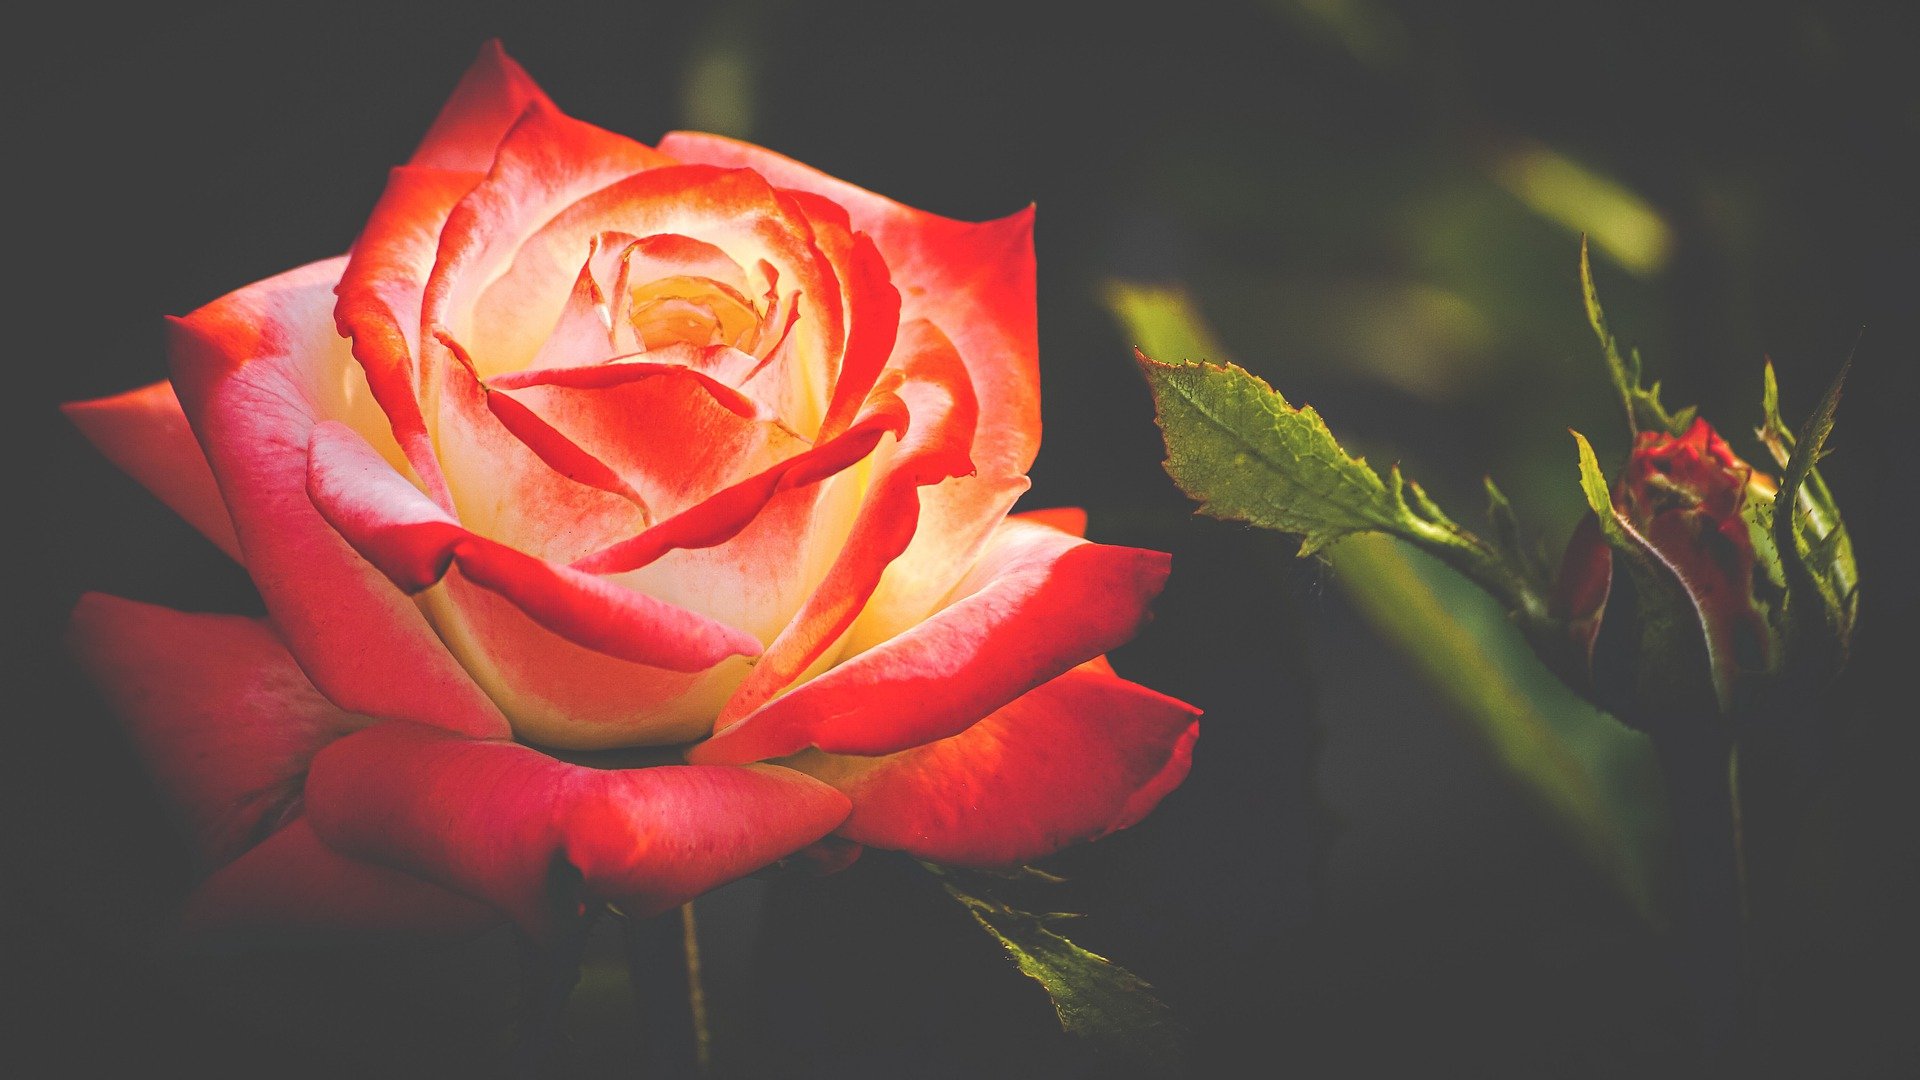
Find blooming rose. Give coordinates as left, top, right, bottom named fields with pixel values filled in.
left=64, top=43, right=1198, bottom=938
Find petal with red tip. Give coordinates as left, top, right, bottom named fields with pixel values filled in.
left=67, top=593, right=362, bottom=869
left=304, top=722, right=850, bottom=936
left=408, top=41, right=554, bottom=173
left=62, top=380, right=242, bottom=560
left=183, top=818, right=500, bottom=940
left=168, top=257, right=509, bottom=738
left=714, top=321, right=978, bottom=729
left=791, top=666, right=1199, bottom=868
left=692, top=517, right=1171, bottom=765
left=333, top=165, right=482, bottom=510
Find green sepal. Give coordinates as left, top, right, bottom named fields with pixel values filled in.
left=1766, top=359, right=1858, bottom=667
left=1581, top=238, right=1687, bottom=436
left=929, top=864, right=1187, bottom=1076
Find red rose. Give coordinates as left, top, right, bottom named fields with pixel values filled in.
left=65, top=43, right=1197, bottom=938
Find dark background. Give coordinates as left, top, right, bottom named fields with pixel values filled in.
left=10, top=1, right=1918, bottom=1075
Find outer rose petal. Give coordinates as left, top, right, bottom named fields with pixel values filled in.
left=304, top=722, right=851, bottom=936
left=409, top=41, right=555, bottom=173
left=657, top=131, right=1040, bottom=481
left=791, top=666, right=1200, bottom=867
left=183, top=818, right=499, bottom=940
left=62, top=380, right=242, bottom=560
left=168, top=257, right=509, bottom=739
left=67, top=594, right=363, bottom=869
left=692, top=515, right=1170, bottom=765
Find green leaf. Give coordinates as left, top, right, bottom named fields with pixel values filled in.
left=1136, top=355, right=1419, bottom=556
left=1580, top=238, right=1686, bottom=436
left=1769, top=359, right=1858, bottom=663
left=932, top=866, right=1187, bottom=1076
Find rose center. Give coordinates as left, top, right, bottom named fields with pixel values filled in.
left=628, top=275, right=761, bottom=352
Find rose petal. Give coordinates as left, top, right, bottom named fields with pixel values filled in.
left=304, top=722, right=851, bottom=936
left=168, top=257, right=509, bottom=738
left=183, top=817, right=499, bottom=940
left=657, top=131, right=1040, bottom=481
left=569, top=386, right=910, bottom=576
left=334, top=164, right=487, bottom=510
left=713, top=320, right=979, bottom=729
left=692, top=516, right=1171, bottom=765
left=408, top=40, right=554, bottom=174
left=423, top=98, right=669, bottom=383
left=790, top=666, right=1199, bottom=867
left=465, top=166, right=843, bottom=426
left=305, top=419, right=760, bottom=674
left=62, top=380, right=242, bottom=560
left=67, top=594, right=362, bottom=869
left=494, top=361, right=807, bottom=524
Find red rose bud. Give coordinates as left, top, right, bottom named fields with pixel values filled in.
left=1617, top=418, right=1775, bottom=683
left=1552, top=417, right=1781, bottom=717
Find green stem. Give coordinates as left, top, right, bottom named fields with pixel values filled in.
left=623, top=903, right=707, bottom=1077
left=682, top=903, right=712, bottom=1076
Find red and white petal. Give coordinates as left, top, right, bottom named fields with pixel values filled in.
left=304, top=722, right=851, bottom=936
left=67, top=594, right=363, bottom=869
left=657, top=131, right=1040, bottom=481
left=790, top=666, right=1200, bottom=868
left=183, top=818, right=500, bottom=940
left=493, top=361, right=807, bottom=524
left=408, top=40, right=555, bottom=174
left=333, top=164, right=483, bottom=510
left=306, top=420, right=758, bottom=670
left=62, top=380, right=242, bottom=560
left=714, top=321, right=978, bottom=730
left=306, top=420, right=764, bottom=748
left=692, top=516, right=1170, bottom=765
left=168, top=257, right=509, bottom=739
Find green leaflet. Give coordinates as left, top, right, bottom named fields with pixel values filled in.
left=1133, top=349, right=1550, bottom=632
left=932, top=867, right=1187, bottom=1076
left=1136, top=356, right=1421, bottom=557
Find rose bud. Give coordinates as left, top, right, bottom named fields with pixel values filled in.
left=1552, top=417, right=1780, bottom=722
left=64, top=42, right=1198, bottom=940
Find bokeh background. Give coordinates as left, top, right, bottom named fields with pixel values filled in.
left=12, top=1, right=1917, bottom=1075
